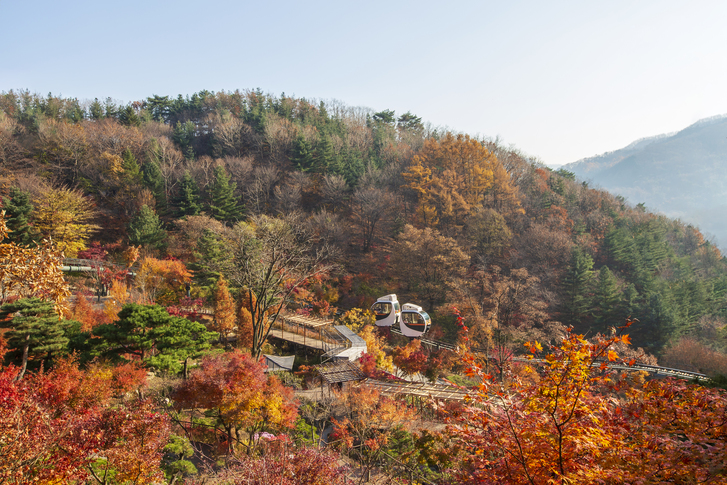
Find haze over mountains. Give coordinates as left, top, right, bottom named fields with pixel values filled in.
left=563, top=115, right=727, bottom=249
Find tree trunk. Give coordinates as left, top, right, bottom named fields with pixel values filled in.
left=15, top=334, right=30, bottom=381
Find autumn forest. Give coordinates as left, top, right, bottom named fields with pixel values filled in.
left=1, top=89, right=727, bottom=484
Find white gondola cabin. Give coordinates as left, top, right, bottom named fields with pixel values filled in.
left=371, top=294, right=401, bottom=327
left=399, top=303, right=431, bottom=337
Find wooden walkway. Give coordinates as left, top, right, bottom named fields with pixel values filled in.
left=268, top=328, right=329, bottom=351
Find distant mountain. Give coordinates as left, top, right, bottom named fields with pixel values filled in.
left=563, top=115, right=727, bottom=248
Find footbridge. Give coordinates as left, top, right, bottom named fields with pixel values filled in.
left=269, top=314, right=367, bottom=362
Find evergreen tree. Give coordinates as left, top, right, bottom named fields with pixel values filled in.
left=620, top=283, right=640, bottom=321
left=121, top=148, right=142, bottom=185
left=190, top=229, right=232, bottom=290
left=591, top=266, right=622, bottom=333
left=291, top=133, right=315, bottom=172
left=328, top=143, right=345, bottom=176
left=638, top=290, right=678, bottom=352
left=314, top=133, right=334, bottom=173
left=92, top=304, right=216, bottom=374
left=561, top=247, right=595, bottom=331
left=2, top=187, right=37, bottom=247
left=173, top=120, right=196, bottom=160
left=145, top=314, right=217, bottom=376
left=342, top=147, right=366, bottom=186
left=0, top=298, right=70, bottom=379
left=142, top=157, right=167, bottom=212
left=208, top=166, right=242, bottom=224
left=103, top=97, right=118, bottom=118
left=174, top=171, right=202, bottom=217
left=118, top=105, right=141, bottom=127
left=89, top=97, right=105, bottom=120
left=128, top=205, right=167, bottom=251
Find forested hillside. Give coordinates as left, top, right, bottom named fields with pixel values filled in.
left=1, top=89, right=726, bottom=363
left=3, top=89, right=727, bottom=483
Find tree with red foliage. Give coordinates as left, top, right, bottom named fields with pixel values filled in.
left=0, top=356, right=169, bottom=483
left=173, top=351, right=298, bottom=455
left=186, top=443, right=351, bottom=485
left=392, top=339, right=429, bottom=378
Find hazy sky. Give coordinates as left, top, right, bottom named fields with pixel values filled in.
left=2, top=0, right=726, bottom=166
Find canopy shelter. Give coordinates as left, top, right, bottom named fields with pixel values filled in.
left=314, top=360, right=366, bottom=397
left=263, top=354, right=295, bottom=372
left=270, top=314, right=336, bottom=351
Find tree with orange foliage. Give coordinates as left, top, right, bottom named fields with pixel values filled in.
left=69, top=293, right=111, bottom=331
left=449, top=313, right=727, bottom=484
left=173, top=351, right=298, bottom=455
left=213, top=276, right=235, bottom=345
left=102, top=278, right=137, bottom=323
left=330, top=383, right=416, bottom=483
left=237, top=290, right=254, bottom=350
left=134, top=256, right=192, bottom=305
left=357, top=325, right=394, bottom=375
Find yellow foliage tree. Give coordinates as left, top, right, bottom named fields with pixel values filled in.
left=403, top=133, right=522, bottom=228
left=32, top=186, right=97, bottom=257
left=339, top=308, right=375, bottom=333
left=358, top=325, right=394, bottom=373
left=0, top=211, right=70, bottom=313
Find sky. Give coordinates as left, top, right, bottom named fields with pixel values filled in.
left=2, top=0, right=726, bottom=167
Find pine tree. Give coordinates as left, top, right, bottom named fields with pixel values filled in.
left=89, top=98, right=105, bottom=120
left=208, top=166, right=242, bottom=224
left=190, top=229, right=231, bottom=290
left=561, top=247, right=595, bottom=331
left=146, top=314, right=217, bottom=376
left=121, top=148, right=142, bottom=185
left=0, top=298, right=70, bottom=379
left=328, top=143, right=346, bottom=176
left=291, top=134, right=315, bottom=172
left=314, top=133, right=334, bottom=173
left=128, top=205, right=167, bottom=251
left=173, top=121, right=196, bottom=160
left=118, top=105, right=141, bottom=127
left=591, top=266, right=622, bottom=333
left=142, top=157, right=167, bottom=212
left=174, top=171, right=202, bottom=217
left=342, top=147, right=365, bottom=186
left=2, top=187, right=37, bottom=247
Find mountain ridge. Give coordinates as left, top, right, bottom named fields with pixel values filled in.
left=563, top=114, right=727, bottom=247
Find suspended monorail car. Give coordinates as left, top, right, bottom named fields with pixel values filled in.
left=399, top=303, right=432, bottom=337
left=371, top=294, right=401, bottom=327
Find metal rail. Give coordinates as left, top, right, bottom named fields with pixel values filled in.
left=391, top=329, right=709, bottom=380
left=509, top=357, right=708, bottom=380
left=390, top=327, right=458, bottom=351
